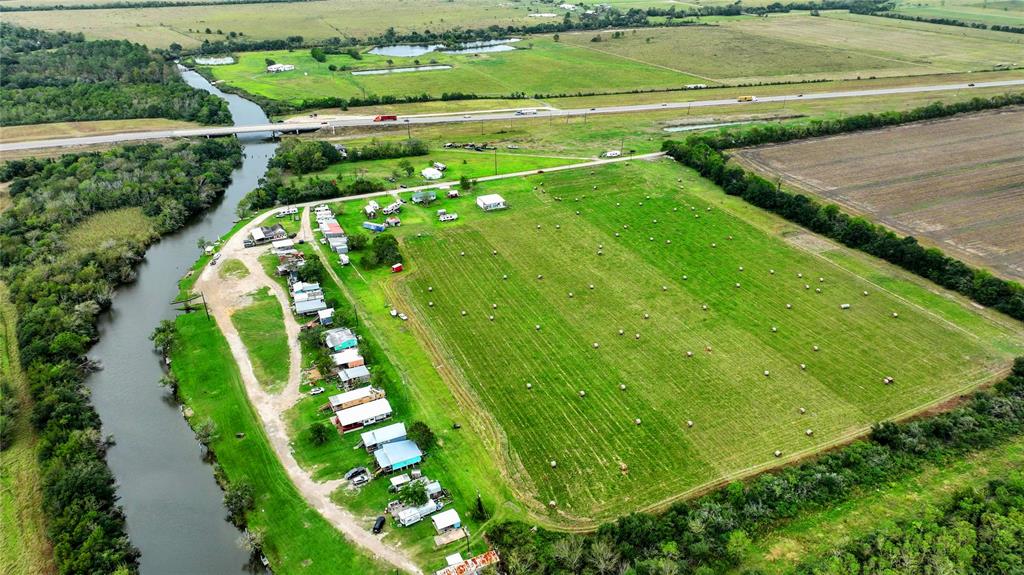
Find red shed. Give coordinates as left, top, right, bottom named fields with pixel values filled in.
left=391, top=263, right=404, bottom=273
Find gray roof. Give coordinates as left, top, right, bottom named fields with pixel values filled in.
left=339, top=365, right=371, bottom=382
left=324, top=328, right=356, bottom=348
left=360, top=422, right=407, bottom=447
left=295, top=299, right=327, bottom=314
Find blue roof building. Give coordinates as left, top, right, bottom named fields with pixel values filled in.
left=373, top=439, right=422, bottom=473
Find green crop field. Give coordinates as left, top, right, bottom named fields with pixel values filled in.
left=328, top=158, right=1022, bottom=523
left=889, top=0, right=1024, bottom=27
left=203, top=40, right=703, bottom=104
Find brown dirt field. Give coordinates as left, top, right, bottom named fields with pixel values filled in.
left=733, top=107, right=1024, bottom=282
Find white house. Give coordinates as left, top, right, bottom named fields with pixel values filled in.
left=334, top=398, right=392, bottom=433
left=476, top=194, right=507, bottom=211
left=431, top=509, right=462, bottom=534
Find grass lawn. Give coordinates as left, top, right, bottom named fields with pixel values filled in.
left=731, top=435, right=1024, bottom=573
left=204, top=39, right=705, bottom=104
left=217, top=258, right=249, bottom=280
left=230, top=287, right=290, bottom=393
left=0, top=283, right=56, bottom=575
left=302, top=149, right=587, bottom=189
left=67, top=207, right=156, bottom=252
left=170, top=310, right=390, bottom=574
left=323, top=158, right=1022, bottom=525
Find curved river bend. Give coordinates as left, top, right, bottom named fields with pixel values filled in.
left=87, top=69, right=276, bottom=574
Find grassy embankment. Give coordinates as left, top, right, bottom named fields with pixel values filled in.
left=316, top=158, right=1023, bottom=525
left=0, top=118, right=200, bottom=143
left=0, top=283, right=57, bottom=575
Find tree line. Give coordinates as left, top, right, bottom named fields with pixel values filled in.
left=0, top=139, right=242, bottom=574
left=871, top=12, right=1024, bottom=34
left=662, top=94, right=1024, bottom=322
left=1, top=24, right=231, bottom=126
left=799, top=470, right=1024, bottom=574
left=489, top=358, right=1024, bottom=574
left=269, top=138, right=427, bottom=174
left=236, top=169, right=384, bottom=214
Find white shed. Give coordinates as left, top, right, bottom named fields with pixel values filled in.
left=476, top=194, right=507, bottom=211
left=431, top=509, right=462, bottom=534
left=421, top=167, right=444, bottom=180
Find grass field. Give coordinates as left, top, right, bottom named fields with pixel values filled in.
left=888, top=0, right=1024, bottom=27
left=204, top=40, right=703, bottom=104
left=66, top=207, right=157, bottom=251
left=0, top=118, right=199, bottom=143
left=217, top=257, right=250, bottom=280
left=733, top=107, right=1024, bottom=282
left=325, top=158, right=1022, bottom=523
left=0, top=283, right=56, bottom=575
left=732, top=435, right=1024, bottom=572
left=230, top=286, right=290, bottom=392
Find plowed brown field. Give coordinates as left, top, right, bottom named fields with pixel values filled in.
left=734, top=108, right=1024, bottom=281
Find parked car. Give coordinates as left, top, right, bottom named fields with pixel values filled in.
left=309, top=387, right=325, bottom=396
left=373, top=516, right=386, bottom=534
left=398, top=313, right=408, bottom=321
left=344, top=467, right=368, bottom=480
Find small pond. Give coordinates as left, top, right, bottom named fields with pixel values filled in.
left=368, top=38, right=519, bottom=57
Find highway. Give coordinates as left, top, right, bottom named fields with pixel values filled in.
left=3, top=78, right=1023, bottom=153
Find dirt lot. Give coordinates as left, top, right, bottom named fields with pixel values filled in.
left=734, top=108, right=1024, bottom=282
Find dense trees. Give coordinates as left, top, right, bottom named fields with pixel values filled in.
left=663, top=95, right=1024, bottom=322
left=0, top=24, right=230, bottom=126
left=366, top=234, right=402, bottom=267
left=237, top=169, right=385, bottom=214
left=489, top=360, right=1024, bottom=573
left=0, top=139, right=241, bottom=574
left=269, top=138, right=429, bottom=175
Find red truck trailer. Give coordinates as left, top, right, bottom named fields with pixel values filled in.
left=373, top=115, right=398, bottom=122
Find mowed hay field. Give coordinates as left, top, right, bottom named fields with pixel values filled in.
left=371, top=159, right=1022, bottom=522
left=733, top=108, right=1024, bottom=281
left=205, top=40, right=702, bottom=104
left=560, top=13, right=1024, bottom=84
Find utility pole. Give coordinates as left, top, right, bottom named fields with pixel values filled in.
left=493, top=148, right=497, bottom=175
left=406, top=123, right=411, bottom=139
left=201, top=292, right=210, bottom=320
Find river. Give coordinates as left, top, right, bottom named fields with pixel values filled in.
left=86, top=69, right=276, bottom=574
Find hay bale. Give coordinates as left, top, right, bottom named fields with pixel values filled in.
left=701, top=304, right=708, bottom=310
left=428, top=301, right=434, bottom=307
left=799, top=407, right=806, bottom=414
left=638, top=202, right=644, bottom=207
left=711, top=242, right=717, bottom=248
left=536, top=224, right=542, bottom=230
left=815, top=288, right=822, bottom=293
left=770, top=269, right=775, bottom=274
left=579, top=390, right=586, bottom=397
left=771, top=326, right=778, bottom=333
left=774, top=450, right=782, bottom=458
left=489, top=315, right=495, bottom=321
left=535, top=324, right=542, bottom=330
left=666, top=239, right=672, bottom=244
left=805, top=284, right=811, bottom=290
left=798, top=273, right=803, bottom=278
left=738, top=266, right=744, bottom=271
left=635, top=333, right=641, bottom=340
left=695, top=214, right=700, bottom=219
left=598, top=250, right=604, bottom=256
left=706, top=207, right=711, bottom=211
left=646, top=195, right=651, bottom=200
left=550, top=460, right=557, bottom=468
left=537, top=274, right=544, bottom=280
left=800, top=363, right=806, bottom=370
left=598, top=244, right=604, bottom=249
left=786, top=304, right=792, bottom=309
left=527, top=383, right=533, bottom=389
left=649, top=237, right=655, bottom=241
left=735, top=283, right=741, bottom=288
left=764, top=370, right=770, bottom=377
left=620, top=384, right=627, bottom=391
left=460, top=251, right=466, bottom=256
left=653, top=219, right=658, bottom=224
left=556, top=224, right=561, bottom=229
left=892, top=312, right=899, bottom=318
left=643, top=313, right=650, bottom=319
left=589, top=284, right=595, bottom=290
left=662, top=285, right=668, bottom=291
left=492, top=250, right=498, bottom=255
left=634, top=418, right=642, bottom=425
left=549, top=500, right=557, bottom=508
left=592, top=342, right=600, bottom=349
left=502, top=274, right=508, bottom=280
left=618, top=329, right=625, bottom=335
left=683, top=275, right=688, bottom=280
left=615, top=232, right=621, bottom=237
left=673, top=207, right=678, bottom=212
left=428, top=286, right=434, bottom=292
left=687, top=420, right=694, bottom=427
left=568, top=292, right=574, bottom=298
left=840, top=303, right=850, bottom=309
left=616, top=202, right=621, bottom=207
left=575, top=210, right=580, bottom=215
left=686, top=351, right=694, bottom=357
left=461, top=310, right=467, bottom=316
left=593, top=185, right=597, bottom=190
left=863, top=291, right=869, bottom=296
left=813, top=345, right=820, bottom=352
left=623, top=224, right=629, bottom=229
left=805, top=429, right=813, bottom=436
left=819, top=277, right=824, bottom=283
left=417, top=233, right=422, bottom=238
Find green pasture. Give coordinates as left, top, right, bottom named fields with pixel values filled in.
left=325, top=158, right=1022, bottom=523
left=204, top=40, right=704, bottom=104
left=230, top=286, right=290, bottom=392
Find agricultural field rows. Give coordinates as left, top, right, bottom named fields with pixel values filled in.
left=330, top=159, right=1022, bottom=523
left=733, top=107, right=1024, bottom=282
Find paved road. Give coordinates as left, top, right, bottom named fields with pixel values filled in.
left=4, top=79, right=1023, bottom=152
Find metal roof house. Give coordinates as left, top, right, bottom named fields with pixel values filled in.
left=328, top=386, right=385, bottom=412
left=412, top=190, right=437, bottom=204
left=431, top=509, right=462, bottom=534
left=331, top=348, right=365, bottom=368
left=295, top=298, right=328, bottom=316
left=291, top=281, right=321, bottom=294
left=318, top=308, right=334, bottom=326
left=476, top=194, right=507, bottom=211
left=334, top=398, right=392, bottom=433
left=324, top=328, right=358, bottom=351
left=374, top=439, right=423, bottom=473
left=361, top=422, right=407, bottom=452
left=338, top=365, right=371, bottom=388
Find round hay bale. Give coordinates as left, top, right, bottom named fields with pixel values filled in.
left=711, top=242, right=717, bottom=248
left=535, top=324, right=542, bottom=330
left=592, top=342, right=599, bottom=349
left=620, top=384, right=627, bottom=391
left=527, top=383, right=533, bottom=390
left=556, top=224, right=561, bottom=229
left=634, top=418, right=642, bottom=425
left=492, top=250, right=498, bottom=255
left=771, top=326, right=778, bottom=333
left=666, top=240, right=672, bottom=245
left=786, top=303, right=792, bottom=309
left=489, top=315, right=495, bottom=321
left=774, top=450, right=782, bottom=458
left=798, top=273, right=804, bottom=278
left=643, top=313, right=650, bottom=319
left=662, top=285, right=668, bottom=291
left=799, top=407, right=806, bottom=414
left=800, top=363, right=806, bottom=370
left=461, top=310, right=467, bottom=316
left=579, top=390, right=586, bottom=397
left=695, top=214, right=700, bottom=219
left=460, top=251, right=466, bottom=257
left=428, top=286, right=434, bottom=292
left=678, top=178, right=682, bottom=182
left=686, top=351, right=693, bottom=357
left=428, top=301, right=434, bottom=307
left=417, top=233, right=422, bottom=238
left=635, top=333, right=641, bottom=340
left=568, top=292, right=574, bottom=298
left=598, top=244, right=604, bottom=249
left=805, top=284, right=811, bottom=290
left=770, top=269, right=775, bottom=274
left=805, top=429, right=813, bottom=436
left=653, top=219, right=658, bottom=224
left=624, top=224, right=629, bottom=229
left=649, top=237, right=655, bottom=241
left=550, top=460, right=557, bottom=468
left=593, top=185, right=597, bottom=190
left=616, top=202, right=621, bottom=207
left=735, top=283, right=741, bottom=288
left=687, top=420, right=694, bottom=428
left=615, top=232, right=620, bottom=237
left=502, top=274, right=508, bottom=280
left=536, top=224, right=542, bottom=230
left=639, top=202, right=644, bottom=207
left=691, top=206, right=696, bottom=211
left=618, top=329, right=625, bottom=335
left=738, top=266, right=744, bottom=271
left=764, top=370, right=770, bottom=377
left=673, top=207, right=678, bottom=212
left=706, top=207, right=711, bottom=211
left=701, top=304, right=708, bottom=310
left=863, top=291, right=869, bottom=296
left=683, top=275, right=689, bottom=280
left=892, top=312, right=899, bottom=318
left=815, top=288, right=822, bottom=293
left=575, top=210, right=581, bottom=215
left=589, top=284, right=595, bottom=290
left=537, top=274, right=544, bottom=280
left=597, top=250, right=604, bottom=256
left=813, top=345, right=820, bottom=352
left=819, top=277, right=824, bottom=283
left=549, top=500, right=557, bottom=508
